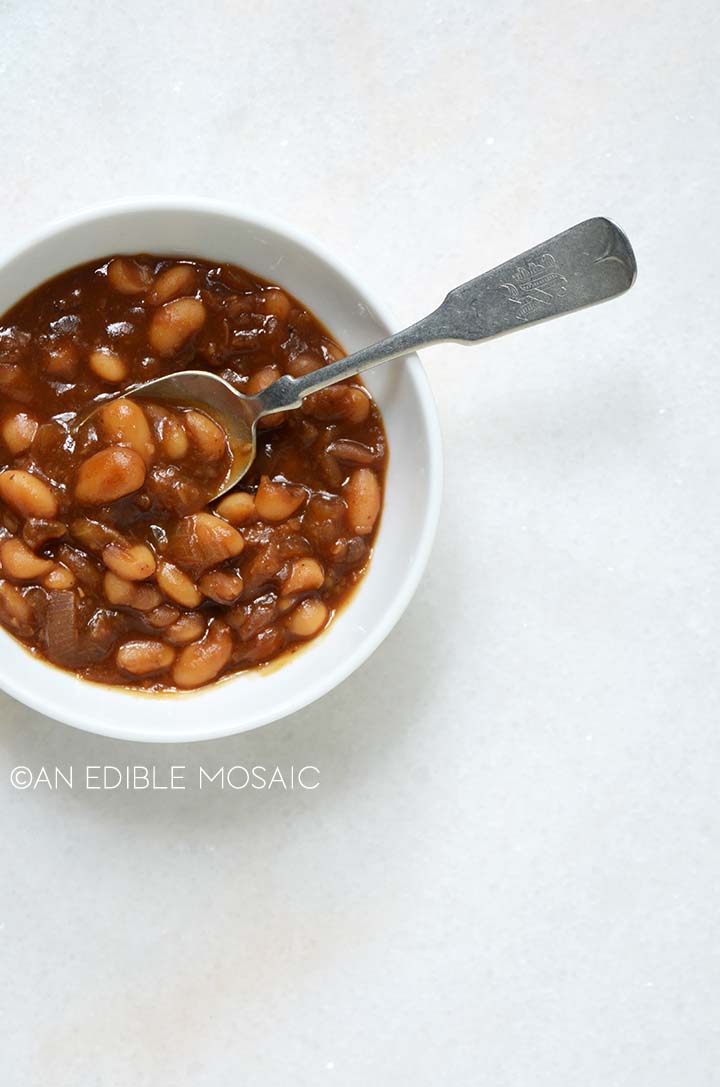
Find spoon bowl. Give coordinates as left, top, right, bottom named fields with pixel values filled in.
left=123, top=370, right=259, bottom=497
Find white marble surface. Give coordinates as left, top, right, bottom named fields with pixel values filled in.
left=1, top=1, right=718, bottom=1082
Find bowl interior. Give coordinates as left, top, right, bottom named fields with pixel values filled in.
left=0, top=202, right=441, bottom=740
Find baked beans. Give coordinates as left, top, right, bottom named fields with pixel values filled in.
left=0, top=255, right=387, bottom=689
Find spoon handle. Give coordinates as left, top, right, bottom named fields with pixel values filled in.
left=256, top=217, right=636, bottom=415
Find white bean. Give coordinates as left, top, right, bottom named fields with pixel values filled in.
left=117, top=640, right=175, bottom=676
left=89, top=349, right=128, bottom=383
left=1, top=412, right=38, bottom=455
left=103, top=542, right=156, bottom=581
left=285, top=598, right=328, bottom=638
left=172, top=620, right=232, bottom=688
left=215, top=492, right=256, bottom=525
left=149, top=297, right=206, bottom=356
left=0, top=470, right=58, bottom=520
left=185, top=410, right=226, bottom=460
left=282, top=557, right=325, bottom=595
left=0, top=537, right=55, bottom=579
left=98, top=399, right=155, bottom=463
left=343, top=468, right=381, bottom=536
left=156, top=561, right=202, bottom=608
left=148, top=264, right=197, bottom=305
left=107, top=258, right=151, bottom=295
left=255, top=477, right=306, bottom=522
left=75, top=447, right=146, bottom=505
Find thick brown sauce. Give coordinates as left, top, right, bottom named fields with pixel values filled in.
left=0, top=255, right=387, bottom=690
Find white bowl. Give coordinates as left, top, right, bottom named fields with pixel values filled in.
left=0, top=198, right=442, bottom=741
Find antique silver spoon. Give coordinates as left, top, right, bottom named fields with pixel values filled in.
left=93, top=217, right=636, bottom=498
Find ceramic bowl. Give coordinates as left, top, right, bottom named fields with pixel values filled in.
left=0, top=198, right=442, bottom=741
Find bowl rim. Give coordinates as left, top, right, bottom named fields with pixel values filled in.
left=0, top=196, right=443, bottom=741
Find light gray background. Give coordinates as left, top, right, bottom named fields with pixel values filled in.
left=1, top=1, right=718, bottom=1083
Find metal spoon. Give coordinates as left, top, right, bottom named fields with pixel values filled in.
left=99, top=217, right=636, bottom=498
